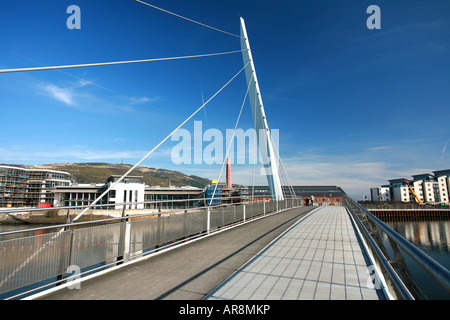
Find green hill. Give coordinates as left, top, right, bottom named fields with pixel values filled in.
left=27, top=163, right=211, bottom=189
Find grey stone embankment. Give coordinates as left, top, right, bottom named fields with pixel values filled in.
left=0, top=208, right=165, bottom=225
left=0, top=207, right=196, bottom=225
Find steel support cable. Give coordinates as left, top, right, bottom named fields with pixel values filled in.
left=0, top=50, right=245, bottom=74
left=208, top=73, right=254, bottom=206
left=10, top=51, right=117, bottom=93
left=135, top=0, right=244, bottom=39
left=71, top=61, right=250, bottom=222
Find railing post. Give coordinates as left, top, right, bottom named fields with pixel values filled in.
left=155, top=213, right=162, bottom=252
left=183, top=211, right=190, bottom=238
left=56, top=211, right=74, bottom=286
left=56, top=220, right=72, bottom=286
left=207, top=207, right=211, bottom=235
left=123, top=220, right=131, bottom=263
left=118, top=207, right=131, bottom=264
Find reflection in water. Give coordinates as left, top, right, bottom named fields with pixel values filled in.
left=386, top=220, right=450, bottom=266
left=385, top=220, right=450, bottom=299
left=0, top=224, right=60, bottom=241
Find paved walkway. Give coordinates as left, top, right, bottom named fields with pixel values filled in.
left=205, top=206, right=382, bottom=300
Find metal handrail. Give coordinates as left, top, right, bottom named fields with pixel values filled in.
left=344, top=195, right=450, bottom=299
left=0, top=195, right=235, bottom=214
left=0, top=194, right=296, bottom=214
left=344, top=197, right=414, bottom=299
left=0, top=195, right=302, bottom=237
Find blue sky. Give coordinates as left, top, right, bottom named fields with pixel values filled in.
left=0, top=0, right=449, bottom=198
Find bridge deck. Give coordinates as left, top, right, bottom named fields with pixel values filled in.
left=206, top=206, right=382, bottom=300
left=35, top=206, right=382, bottom=300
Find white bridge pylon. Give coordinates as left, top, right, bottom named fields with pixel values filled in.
left=240, top=18, right=284, bottom=201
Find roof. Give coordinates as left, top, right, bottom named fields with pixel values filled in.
left=433, top=169, right=450, bottom=177
left=0, top=165, right=70, bottom=176
left=411, top=173, right=436, bottom=182
left=106, top=175, right=144, bottom=183
left=249, top=186, right=345, bottom=197
left=145, top=185, right=203, bottom=195
left=54, top=184, right=107, bottom=193
left=388, top=178, right=408, bottom=183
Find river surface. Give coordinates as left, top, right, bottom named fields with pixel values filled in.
left=384, top=219, right=450, bottom=299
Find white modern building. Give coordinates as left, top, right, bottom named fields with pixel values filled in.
left=370, top=169, right=450, bottom=204
left=105, top=175, right=145, bottom=209
left=370, top=186, right=391, bottom=201
left=54, top=175, right=145, bottom=209
left=437, top=176, right=449, bottom=204
left=54, top=175, right=204, bottom=210
left=434, top=169, right=450, bottom=204
left=412, top=180, right=425, bottom=203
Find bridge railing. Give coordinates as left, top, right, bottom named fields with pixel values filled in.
left=343, top=195, right=450, bottom=300
left=0, top=196, right=302, bottom=299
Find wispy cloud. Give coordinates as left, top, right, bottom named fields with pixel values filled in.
left=43, top=84, right=75, bottom=106
left=130, top=96, right=158, bottom=105
left=441, top=138, right=450, bottom=160
left=39, top=79, right=92, bottom=107
left=37, top=78, right=158, bottom=114
left=277, top=155, right=393, bottom=198
left=0, top=145, right=147, bottom=163
left=366, top=146, right=392, bottom=151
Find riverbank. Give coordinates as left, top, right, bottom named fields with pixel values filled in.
left=359, top=200, right=450, bottom=210
left=0, top=208, right=162, bottom=225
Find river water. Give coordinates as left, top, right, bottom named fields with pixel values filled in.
left=384, top=219, right=450, bottom=299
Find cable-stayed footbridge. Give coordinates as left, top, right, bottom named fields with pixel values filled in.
left=0, top=1, right=449, bottom=301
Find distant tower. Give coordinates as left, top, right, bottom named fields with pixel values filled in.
left=226, top=158, right=232, bottom=189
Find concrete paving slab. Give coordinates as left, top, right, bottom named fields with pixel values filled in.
left=205, top=206, right=382, bottom=300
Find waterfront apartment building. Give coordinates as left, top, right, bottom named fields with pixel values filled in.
left=434, top=169, right=450, bottom=204
left=53, top=175, right=204, bottom=210
left=370, top=186, right=391, bottom=202
left=0, top=165, right=71, bottom=208
left=370, top=169, right=450, bottom=204
left=54, top=175, right=146, bottom=209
